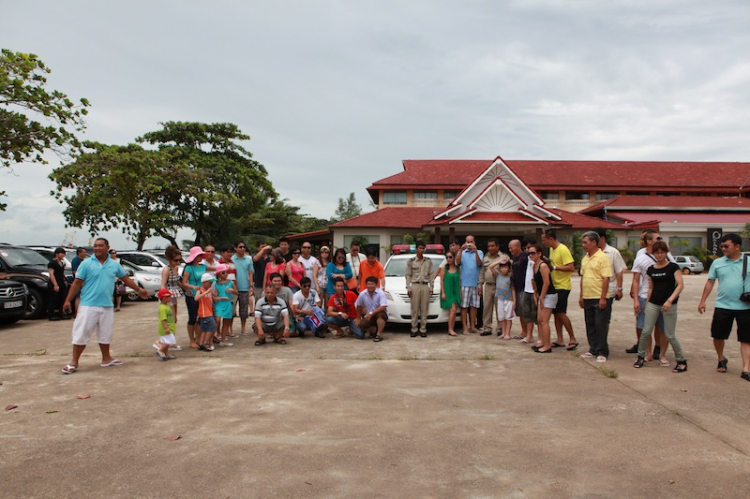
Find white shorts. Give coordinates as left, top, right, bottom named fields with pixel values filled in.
left=496, top=298, right=515, bottom=321
left=71, top=306, right=115, bottom=345
left=159, top=333, right=176, bottom=345
left=542, top=294, right=559, bottom=310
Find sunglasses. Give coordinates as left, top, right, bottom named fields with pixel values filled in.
left=302, top=246, right=311, bottom=249
left=720, top=244, right=732, bottom=249
left=237, top=246, right=246, bottom=249
left=322, top=250, right=330, bottom=253
left=172, top=258, right=182, bottom=262
left=206, top=250, right=215, bottom=253
left=302, top=284, right=311, bottom=288
left=446, top=255, right=454, bottom=259
left=293, top=251, right=300, bottom=255
left=527, top=251, right=538, bottom=255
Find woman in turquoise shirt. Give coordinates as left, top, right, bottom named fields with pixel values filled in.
left=326, top=248, right=353, bottom=295
left=181, top=246, right=207, bottom=349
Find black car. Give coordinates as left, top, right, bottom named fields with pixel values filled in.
left=0, top=245, right=59, bottom=319
left=0, top=279, right=29, bottom=325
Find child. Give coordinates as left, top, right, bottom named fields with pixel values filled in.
left=156, top=288, right=177, bottom=360
left=213, top=264, right=237, bottom=346
left=195, top=273, right=218, bottom=351
left=490, top=258, right=516, bottom=340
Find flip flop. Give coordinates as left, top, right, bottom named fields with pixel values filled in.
left=373, top=335, right=383, bottom=342
left=551, top=343, right=566, bottom=348
left=100, top=359, right=123, bottom=367
left=566, top=342, right=579, bottom=351
left=62, top=364, right=77, bottom=374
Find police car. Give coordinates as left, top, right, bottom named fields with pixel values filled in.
left=383, top=244, right=449, bottom=324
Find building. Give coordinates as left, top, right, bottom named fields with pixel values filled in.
left=326, top=157, right=749, bottom=261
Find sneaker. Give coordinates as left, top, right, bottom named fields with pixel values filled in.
left=625, top=344, right=639, bottom=354
left=212, top=337, right=221, bottom=344
left=172, top=345, right=183, bottom=351
left=596, top=356, right=607, bottom=363
left=580, top=352, right=595, bottom=358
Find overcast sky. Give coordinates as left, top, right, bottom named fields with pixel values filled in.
left=2, top=0, right=749, bottom=249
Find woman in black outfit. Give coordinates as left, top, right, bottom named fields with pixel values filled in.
left=47, top=247, right=69, bottom=320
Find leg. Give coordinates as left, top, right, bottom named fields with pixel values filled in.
left=70, top=344, right=86, bottom=368
left=741, top=342, right=750, bottom=373
left=637, top=302, right=660, bottom=358
left=583, top=300, right=597, bottom=354
left=595, top=300, right=612, bottom=358
left=419, top=285, right=429, bottom=334
left=537, top=307, right=552, bottom=351
left=238, top=291, right=249, bottom=334
left=461, top=307, right=470, bottom=334
left=448, top=304, right=458, bottom=335
left=482, top=285, right=495, bottom=333
left=470, top=307, right=478, bottom=334
left=661, top=303, right=685, bottom=362
left=410, top=287, right=420, bottom=334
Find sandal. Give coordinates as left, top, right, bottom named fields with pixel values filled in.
left=672, top=361, right=687, bottom=373
left=566, top=342, right=579, bottom=351
left=551, top=342, right=566, bottom=348
left=373, top=335, right=383, bottom=342
left=633, top=357, right=645, bottom=369
left=717, top=358, right=728, bottom=373
left=273, top=338, right=287, bottom=344
left=61, top=364, right=77, bottom=374
left=741, top=372, right=750, bottom=381
left=659, top=358, right=670, bottom=367
left=254, top=339, right=266, bottom=346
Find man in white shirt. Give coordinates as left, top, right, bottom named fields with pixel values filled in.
left=298, top=241, right=321, bottom=294
left=346, top=240, right=363, bottom=290
left=291, top=277, right=322, bottom=338
left=355, top=276, right=388, bottom=342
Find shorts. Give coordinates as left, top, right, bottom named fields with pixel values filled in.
left=360, top=311, right=388, bottom=330
left=199, top=316, right=217, bottom=333
left=710, top=308, right=750, bottom=342
left=636, top=297, right=664, bottom=330
left=71, top=306, right=115, bottom=345
left=513, top=289, right=524, bottom=318
left=496, top=298, right=515, bottom=321
left=461, top=286, right=480, bottom=308
left=541, top=293, right=559, bottom=310
left=522, top=292, right=538, bottom=323
left=159, top=333, right=176, bottom=345
left=553, top=289, right=570, bottom=314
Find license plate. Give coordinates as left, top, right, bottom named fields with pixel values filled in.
left=4, top=300, right=22, bottom=309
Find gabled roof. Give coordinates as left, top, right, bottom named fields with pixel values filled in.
left=545, top=208, right=633, bottom=230
left=367, top=159, right=750, bottom=203
left=608, top=212, right=749, bottom=224
left=580, top=195, right=750, bottom=214
left=329, top=207, right=438, bottom=229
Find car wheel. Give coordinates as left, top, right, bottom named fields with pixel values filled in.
left=682, top=268, right=691, bottom=275
left=24, top=287, right=46, bottom=320
left=126, top=286, right=141, bottom=301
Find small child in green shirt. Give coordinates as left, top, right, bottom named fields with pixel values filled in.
left=156, top=289, right=177, bottom=360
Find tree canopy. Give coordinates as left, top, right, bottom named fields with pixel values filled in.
left=331, top=192, right=362, bottom=223
left=1, top=49, right=90, bottom=210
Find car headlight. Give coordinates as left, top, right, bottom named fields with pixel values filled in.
left=41, top=271, right=50, bottom=277
left=22, top=284, right=29, bottom=294
left=384, top=290, right=393, bottom=300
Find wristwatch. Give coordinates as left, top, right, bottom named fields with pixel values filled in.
left=552, top=265, right=556, bottom=271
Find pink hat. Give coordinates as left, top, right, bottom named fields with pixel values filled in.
left=185, top=246, right=205, bottom=264
left=157, top=288, right=173, bottom=299
left=214, top=263, right=229, bottom=274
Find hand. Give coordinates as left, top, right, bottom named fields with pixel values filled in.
left=341, top=313, right=349, bottom=320
left=579, top=297, right=584, bottom=309
left=407, top=289, right=412, bottom=298
left=283, top=328, right=291, bottom=338
left=138, top=289, right=150, bottom=300
left=477, top=286, right=482, bottom=295
left=63, top=302, right=72, bottom=314
left=615, top=290, right=623, bottom=301
left=599, top=298, right=607, bottom=310
left=441, top=292, right=446, bottom=300
left=258, top=332, right=266, bottom=341
left=53, top=285, right=59, bottom=292
left=634, top=302, right=641, bottom=314
left=662, top=300, right=672, bottom=312
left=698, top=302, right=706, bottom=314
left=629, top=289, right=634, bottom=299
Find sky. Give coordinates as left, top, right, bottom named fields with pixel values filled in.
left=2, top=0, right=749, bottom=249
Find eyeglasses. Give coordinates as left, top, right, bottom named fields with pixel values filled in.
left=655, top=237, right=663, bottom=241
left=302, top=246, right=311, bottom=249
left=293, top=251, right=300, bottom=255
left=237, top=246, right=246, bottom=249
left=446, top=256, right=454, bottom=259
left=302, top=284, right=311, bottom=288
left=173, top=258, right=182, bottom=262
left=720, top=244, right=732, bottom=249
left=527, top=251, right=538, bottom=255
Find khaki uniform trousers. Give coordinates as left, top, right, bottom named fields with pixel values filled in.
left=482, top=283, right=497, bottom=333
left=410, top=283, right=430, bottom=333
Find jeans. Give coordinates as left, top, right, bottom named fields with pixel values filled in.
left=325, top=316, right=364, bottom=339
left=295, top=318, right=308, bottom=334
left=583, top=299, right=611, bottom=357
left=638, top=302, right=685, bottom=361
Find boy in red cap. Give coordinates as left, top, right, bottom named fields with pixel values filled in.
left=156, top=288, right=177, bottom=360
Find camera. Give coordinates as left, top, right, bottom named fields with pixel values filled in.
left=741, top=292, right=750, bottom=304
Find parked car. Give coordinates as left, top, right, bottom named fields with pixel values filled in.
left=0, top=245, right=57, bottom=319
left=674, top=255, right=704, bottom=274
left=0, top=280, right=29, bottom=325
left=28, top=246, right=74, bottom=269
left=118, top=251, right=176, bottom=271
left=382, top=249, right=448, bottom=324
left=119, top=260, right=161, bottom=301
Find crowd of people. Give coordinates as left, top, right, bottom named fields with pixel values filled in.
left=57, top=232, right=750, bottom=383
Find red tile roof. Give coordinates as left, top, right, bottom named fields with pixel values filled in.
left=580, top=195, right=750, bottom=213
left=287, top=229, right=331, bottom=240
left=367, top=160, right=750, bottom=201
left=329, top=207, right=438, bottom=229
left=547, top=208, right=628, bottom=230
left=608, top=211, right=750, bottom=224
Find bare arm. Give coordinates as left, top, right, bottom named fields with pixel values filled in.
left=698, top=278, right=716, bottom=314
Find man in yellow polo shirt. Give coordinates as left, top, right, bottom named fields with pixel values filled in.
left=542, top=229, right=579, bottom=350
left=578, top=231, right=612, bottom=363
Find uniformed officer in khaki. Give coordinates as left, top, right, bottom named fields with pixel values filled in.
left=479, top=238, right=509, bottom=336
left=405, top=241, right=433, bottom=337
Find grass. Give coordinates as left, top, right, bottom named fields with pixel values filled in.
left=598, top=365, right=619, bottom=378
left=478, top=354, right=495, bottom=360
left=397, top=355, right=419, bottom=361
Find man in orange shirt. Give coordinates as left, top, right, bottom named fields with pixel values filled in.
left=358, top=247, right=385, bottom=293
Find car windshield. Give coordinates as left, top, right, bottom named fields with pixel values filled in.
left=385, top=256, right=443, bottom=276
left=1, top=248, right=50, bottom=266
left=688, top=256, right=701, bottom=263
left=156, top=256, right=169, bottom=266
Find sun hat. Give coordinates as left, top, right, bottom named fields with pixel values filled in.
left=185, top=246, right=205, bottom=264
left=214, top=263, right=228, bottom=274
left=320, top=246, right=330, bottom=253
left=157, top=288, right=174, bottom=299
left=201, top=273, right=216, bottom=283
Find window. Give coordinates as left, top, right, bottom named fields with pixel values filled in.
left=540, top=191, right=559, bottom=200
left=443, top=190, right=458, bottom=200
left=390, top=235, right=404, bottom=246
left=383, top=191, right=407, bottom=204
left=657, top=192, right=681, bottom=196
left=595, top=192, right=618, bottom=201
left=565, top=192, right=589, bottom=200
left=668, top=236, right=702, bottom=256
left=413, top=191, right=438, bottom=200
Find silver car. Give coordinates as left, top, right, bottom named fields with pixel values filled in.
left=120, top=260, right=161, bottom=300
left=674, top=255, right=704, bottom=275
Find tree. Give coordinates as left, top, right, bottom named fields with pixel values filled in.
left=741, top=223, right=750, bottom=249
left=137, top=121, right=276, bottom=246
left=1, top=49, right=90, bottom=210
left=331, top=192, right=362, bottom=223
left=49, top=142, right=183, bottom=249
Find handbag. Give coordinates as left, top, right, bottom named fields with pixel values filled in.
left=116, top=282, right=127, bottom=295
left=303, top=306, right=326, bottom=332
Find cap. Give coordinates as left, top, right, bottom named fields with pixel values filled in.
left=201, top=273, right=216, bottom=283
left=157, top=288, right=173, bottom=299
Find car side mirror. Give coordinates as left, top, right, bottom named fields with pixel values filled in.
left=127, top=270, right=135, bottom=276
left=152, top=262, right=160, bottom=267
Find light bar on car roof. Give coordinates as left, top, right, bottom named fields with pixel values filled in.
left=391, top=244, right=444, bottom=255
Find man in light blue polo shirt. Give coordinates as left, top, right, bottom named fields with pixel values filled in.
left=232, top=240, right=255, bottom=335
left=455, top=234, right=484, bottom=334
left=61, top=238, right=148, bottom=374
left=698, top=233, right=750, bottom=379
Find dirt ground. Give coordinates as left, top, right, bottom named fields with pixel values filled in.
left=1, top=273, right=749, bottom=498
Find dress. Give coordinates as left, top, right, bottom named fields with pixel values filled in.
left=166, top=266, right=184, bottom=298
left=440, top=267, right=461, bottom=309
left=213, top=280, right=234, bottom=319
